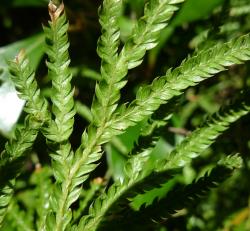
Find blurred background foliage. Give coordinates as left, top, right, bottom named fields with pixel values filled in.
left=0, top=0, right=250, bottom=230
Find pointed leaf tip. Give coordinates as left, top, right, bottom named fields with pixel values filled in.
left=48, top=1, right=64, bottom=21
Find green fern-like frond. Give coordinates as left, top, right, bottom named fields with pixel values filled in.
left=7, top=49, right=49, bottom=135
left=164, top=100, right=250, bottom=169
left=75, top=37, right=250, bottom=214
left=77, top=164, right=175, bottom=230
left=44, top=2, right=185, bottom=229
left=110, top=34, right=250, bottom=132
left=43, top=1, right=75, bottom=142
left=92, top=0, right=184, bottom=126
left=100, top=155, right=242, bottom=230
left=0, top=117, right=42, bottom=182
left=71, top=0, right=185, bottom=185
left=78, top=180, right=132, bottom=231
left=42, top=2, right=76, bottom=230
left=97, top=0, right=122, bottom=64
left=8, top=49, right=49, bottom=119
left=0, top=50, right=49, bottom=227
left=45, top=143, right=75, bottom=231
left=125, top=99, right=178, bottom=178
left=91, top=0, right=124, bottom=126
left=2, top=1, right=250, bottom=230
left=78, top=95, right=250, bottom=230
left=77, top=104, right=176, bottom=230
left=127, top=95, right=250, bottom=194
left=131, top=95, right=250, bottom=193
left=0, top=116, right=44, bottom=226
left=137, top=155, right=242, bottom=222
left=122, top=0, right=184, bottom=69
left=2, top=49, right=49, bottom=169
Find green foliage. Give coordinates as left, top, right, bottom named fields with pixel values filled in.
left=97, top=155, right=242, bottom=230
left=0, top=34, right=44, bottom=135
left=77, top=96, right=250, bottom=230
left=0, top=0, right=250, bottom=230
left=43, top=2, right=75, bottom=142
left=0, top=49, right=48, bottom=225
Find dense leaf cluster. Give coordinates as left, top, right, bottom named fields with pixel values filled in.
left=0, top=0, right=250, bottom=230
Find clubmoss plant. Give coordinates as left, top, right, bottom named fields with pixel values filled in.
left=0, top=0, right=250, bottom=230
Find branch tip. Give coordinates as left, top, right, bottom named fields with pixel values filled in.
left=15, top=49, right=25, bottom=64
left=48, top=1, right=64, bottom=21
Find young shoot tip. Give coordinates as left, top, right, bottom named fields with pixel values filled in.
left=48, top=1, right=64, bottom=22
